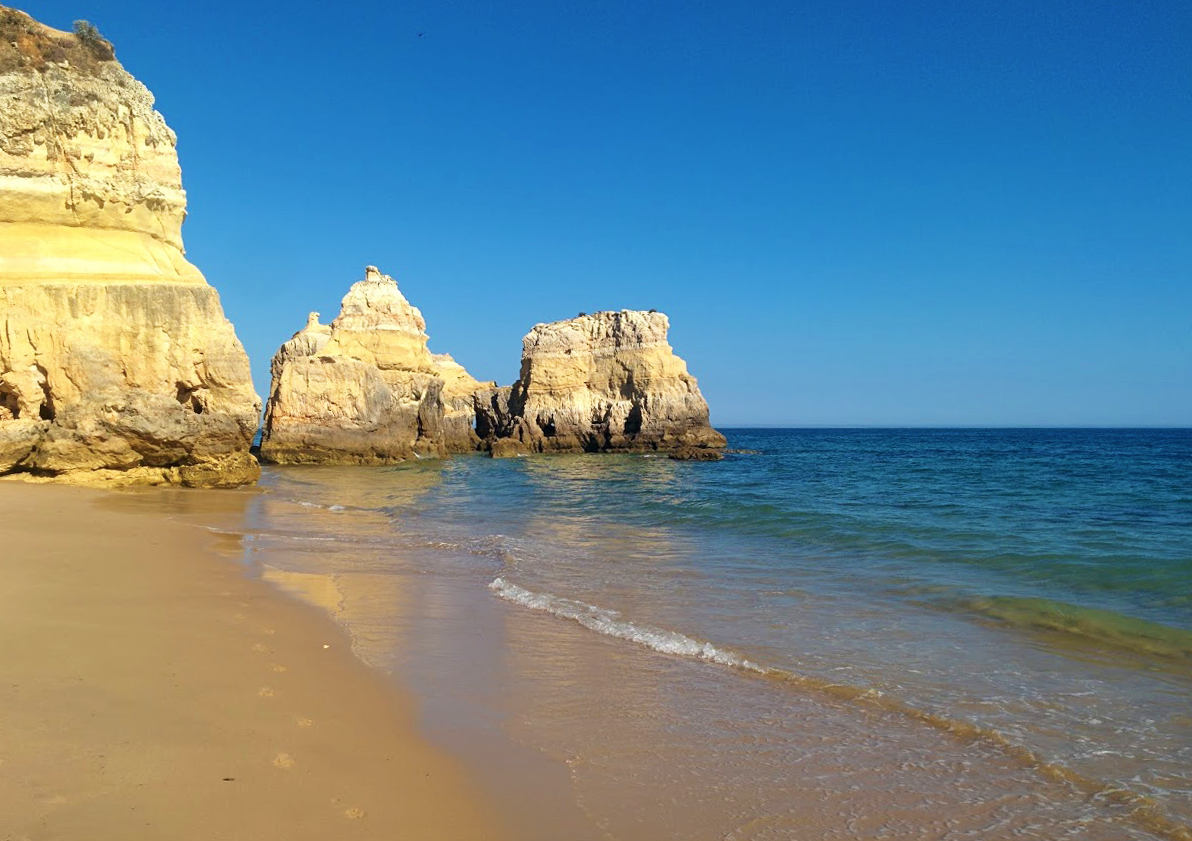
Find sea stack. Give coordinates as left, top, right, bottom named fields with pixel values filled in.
left=0, top=8, right=260, bottom=486
left=478, top=310, right=726, bottom=456
left=260, top=267, right=491, bottom=464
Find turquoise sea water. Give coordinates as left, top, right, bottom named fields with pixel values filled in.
left=234, top=429, right=1192, bottom=840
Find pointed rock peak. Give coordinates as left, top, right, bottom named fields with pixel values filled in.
left=332, top=265, right=426, bottom=335
left=261, top=264, right=481, bottom=463
left=269, top=311, right=334, bottom=381
left=294, top=311, right=331, bottom=339
left=363, top=265, right=394, bottom=285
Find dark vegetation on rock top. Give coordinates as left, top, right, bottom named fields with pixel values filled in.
left=0, top=7, right=115, bottom=74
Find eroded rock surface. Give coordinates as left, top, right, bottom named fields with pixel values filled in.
left=433, top=353, right=491, bottom=451
left=260, top=267, right=490, bottom=464
left=481, top=310, right=725, bottom=456
left=0, top=7, right=260, bottom=486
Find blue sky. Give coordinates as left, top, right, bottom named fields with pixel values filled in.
left=22, top=0, right=1192, bottom=425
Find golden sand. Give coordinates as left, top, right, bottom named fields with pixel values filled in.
left=0, top=481, right=509, bottom=840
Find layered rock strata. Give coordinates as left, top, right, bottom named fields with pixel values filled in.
left=478, top=310, right=725, bottom=456
left=260, top=267, right=491, bottom=464
left=0, top=8, right=260, bottom=486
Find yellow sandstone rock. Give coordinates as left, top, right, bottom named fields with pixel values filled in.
left=0, top=7, right=260, bottom=486
left=433, top=352, right=492, bottom=451
left=479, top=310, right=725, bottom=455
left=260, top=267, right=491, bottom=464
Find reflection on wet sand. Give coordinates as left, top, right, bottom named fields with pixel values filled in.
left=260, top=462, right=448, bottom=513
left=240, top=478, right=417, bottom=666
left=260, top=567, right=346, bottom=616
left=94, top=482, right=261, bottom=520
left=231, top=465, right=599, bottom=840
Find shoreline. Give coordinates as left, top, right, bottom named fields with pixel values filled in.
left=0, top=481, right=509, bottom=840
left=4, top=439, right=1189, bottom=841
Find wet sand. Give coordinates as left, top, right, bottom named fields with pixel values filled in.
left=0, top=481, right=509, bottom=841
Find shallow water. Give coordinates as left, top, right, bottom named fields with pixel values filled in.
left=221, top=429, right=1191, bottom=839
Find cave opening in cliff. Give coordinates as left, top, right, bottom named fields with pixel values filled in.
left=0, top=386, right=19, bottom=420
left=37, top=381, right=55, bottom=420
left=624, top=405, right=643, bottom=435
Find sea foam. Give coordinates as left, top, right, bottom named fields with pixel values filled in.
left=295, top=500, right=347, bottom=512
left=488, top=577, right=761, bottom=671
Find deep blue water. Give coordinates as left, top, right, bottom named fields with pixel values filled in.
left=701, top=428, right=1192, bottom=636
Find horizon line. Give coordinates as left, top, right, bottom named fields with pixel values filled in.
left=714, top=424, right=1192, bottom=430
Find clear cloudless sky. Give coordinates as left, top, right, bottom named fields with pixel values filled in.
left=20, top=0, right=1192, bottom=426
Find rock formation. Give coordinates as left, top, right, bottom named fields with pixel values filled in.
left=478, top=310, right=725, bottom=456
left=0, top=8, right=260, bottom=486
left=260, top=267, right=491, bottom=464
left=433, top=353, right=489, bottom=451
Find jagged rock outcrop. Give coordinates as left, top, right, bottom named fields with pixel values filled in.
left=433, top=353, right=491, bottom=451
left=479, top=310, right=725, bottom=456
left=260, top=267, right=490, bottom=464
left=269, top=311, right=332, bottom=383
left=473, top=385, right=515, bottom=445
left=0, top=8, right=260, bottom=486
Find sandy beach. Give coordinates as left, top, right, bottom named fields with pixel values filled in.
left=0, top=481, right=509, bottom=841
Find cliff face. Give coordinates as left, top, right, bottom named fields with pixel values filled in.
left=0, top=8, right=260, bottom=486
left=260, top=267, right=489, bottom=464
left=479, top=310, right=725, bottom=455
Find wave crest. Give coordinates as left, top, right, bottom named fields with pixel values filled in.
left=488, top=577, right=761, bottom=670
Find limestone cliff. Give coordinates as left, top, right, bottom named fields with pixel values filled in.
left=0, top=8, right=260, bottom=486
left=260, top=267, right=489, bottom=464
left=479, top=310, right=725, bottom=455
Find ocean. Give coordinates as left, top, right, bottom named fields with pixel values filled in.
left=211, top=429, right=1191, bottom=840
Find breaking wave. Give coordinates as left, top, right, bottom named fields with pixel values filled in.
left=488, top=577, right=761, bottom=670
left=295, top=500, right=347, bottom=511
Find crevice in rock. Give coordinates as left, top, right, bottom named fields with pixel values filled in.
left=0, top=385, right=20, bottom=420
left=35, top=365, right=55, bottom=420
left=175, top=382, right=204, bottom=414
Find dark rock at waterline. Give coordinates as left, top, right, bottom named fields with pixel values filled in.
left=669, top=446, right=724, bottom=461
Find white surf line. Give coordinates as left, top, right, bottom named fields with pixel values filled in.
left=489, top=577, right=762, bottom=671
